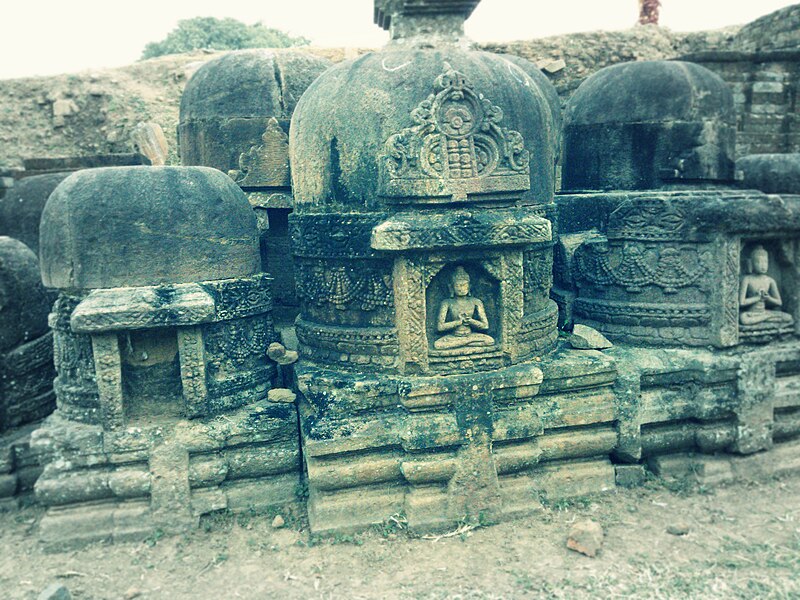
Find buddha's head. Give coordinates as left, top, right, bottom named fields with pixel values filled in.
left=452, top=266, right=471, bottom=297
left=751, top=245, right=770, bottom=275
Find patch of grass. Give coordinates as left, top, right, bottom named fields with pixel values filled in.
left=370, top=513, right=408, bottom=539
left=542, top=495, right=594, bottom=511
left=143, top=527, right=164, bottom=547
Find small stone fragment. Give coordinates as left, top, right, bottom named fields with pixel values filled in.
left=37, top=584, right=71, bottom=600
left=267, top=342, right=299, bottom=365
left=52, top=99, right=78, bottom=116
left=123, top=587, right=142, bottom=600
left=542, top=59, right=566, bottom=74
left=268, top=388, right=297, bottom=404
left=272, top=514, right=285, bottom=528
left=666, top=522, right=690, bottom=536
left=567, top=519, right=603, bottom=557
left=131, top=122, right=169, bottom=166
left=567, top=324, right=613, bottom=350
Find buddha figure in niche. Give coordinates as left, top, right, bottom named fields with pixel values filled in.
left=434, top=266, right=495, bottom=350
left=739, top=245, right=794, bottom=327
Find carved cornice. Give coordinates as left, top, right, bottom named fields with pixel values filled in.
left=371, top=209, right=550, bottom=251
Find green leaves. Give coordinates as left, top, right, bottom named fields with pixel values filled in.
left=141, top=17, right=309, bottom=60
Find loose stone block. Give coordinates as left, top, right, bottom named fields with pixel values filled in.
left=567, top=519, right=604, bottom=557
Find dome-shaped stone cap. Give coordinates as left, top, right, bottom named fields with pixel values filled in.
left=500, top=54, right=562, bottom=154
left=738, top=154, right=800, bottom=194
left=0, top=172, right=71, bottom=254
left=40, top=166, right=260, bottom=290
left=562, top=60, right=735, bottom=191
left=0, top=236, right=51, bottom=353
left=290, top=48, right=556, bottom=211
left=565, top=60, right=735, bottom=126
left=180, top=49, right=332, bottom=123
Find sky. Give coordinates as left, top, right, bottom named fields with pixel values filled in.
left=0, top=0, right=797, bottom=79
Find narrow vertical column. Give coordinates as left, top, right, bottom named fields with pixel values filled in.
left=713, top=236, right=741, bottom=348
left=91, top=333, right=124, bottom=429
left=448, top=384, right=501, bottom=522
left=394, top=257, right=429, bottom=374
left=614, top=367, right=642, bottom=463
left=148, top=435, right=195, bottom=533
left=487, top=252, right=524, bottom=362
left=177, top=326, right=207, bottom=418
left=734, top=350, right=776, bottom=454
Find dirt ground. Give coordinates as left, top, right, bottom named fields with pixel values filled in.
left=1, top=472, right=797, bottom=599
left=0, top=26, right=739, bottom=169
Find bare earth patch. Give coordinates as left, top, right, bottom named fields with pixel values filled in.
left=1, top=473, right=797, bottom=599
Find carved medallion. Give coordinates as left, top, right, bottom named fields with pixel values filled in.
left=379, top=65, right=530, bottom=202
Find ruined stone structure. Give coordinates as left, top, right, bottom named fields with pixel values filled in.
left=737, top=153, right=800, bottom=194
left=0, top=154, right=151, bottom=254
left=0, top=237, right=55, bottom=508
left=30, top=166, right=293, bottom=547
left=0, top=0, right=792, bottom=547
left=681, top=4, right=800, bottom=158
left=179, top=50, right=332, bottom=310
left=556, top=59, right=800, bottom=483
left=286, top=0, right=628, bottom=533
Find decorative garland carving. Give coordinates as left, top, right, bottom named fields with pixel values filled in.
left=295, top=263, right=393, bottom=311
left=575, top=243, right=710, bottom=294
left=379, top=65, right=530, bottom=201
left=220, top=319, right=270, bottom=363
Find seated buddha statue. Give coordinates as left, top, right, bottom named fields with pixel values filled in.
left=433, top=266, right=495, bottom=350
left=739, top=245, right=794, bottom=327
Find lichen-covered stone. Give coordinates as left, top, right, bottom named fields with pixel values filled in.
left=290, top=50, right=556, bottom=211
left=562, top=61, right=736, bottom=191
left=32, top=165, right=291, bottom=548
left=737, top=153, right=800, bottom=194
left=40, top=166, right=259, bottom=289
left=179, top=49, right=332, bottom=174
left=0, top=173, right=71, bottom=254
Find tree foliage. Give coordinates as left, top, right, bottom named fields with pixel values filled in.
left=141, top=17, right=309, bottom=59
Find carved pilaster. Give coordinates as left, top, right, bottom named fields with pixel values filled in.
left=714, top=236, right=741, bottom=348
left=394, top=257, right=429, bottom=374
left=177, top=327, right=208, bottom=418
left=91, top=334, right=124, bottom=430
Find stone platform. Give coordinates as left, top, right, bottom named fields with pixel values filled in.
left=32, top=398, right=300, bottom=549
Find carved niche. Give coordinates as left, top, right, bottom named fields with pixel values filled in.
left=738, top=241, right=796, bottom=342
left=379, top=66, right=531, bottom=202
left=426, top=264, right=499, bottom=354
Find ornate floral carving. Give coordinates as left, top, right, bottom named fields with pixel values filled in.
left=607, top=198, right=687, bottom=241
left=228, top=118, right=290, bottom=189
left=204, top=275, right=273, bottom=321
left=523, top=247, right=553, bottom=308
left=295, top=263, right=393, bottom=311
left=575, top=242, right=710, bottom=294
left=379, top=66, right=530, bottom=201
